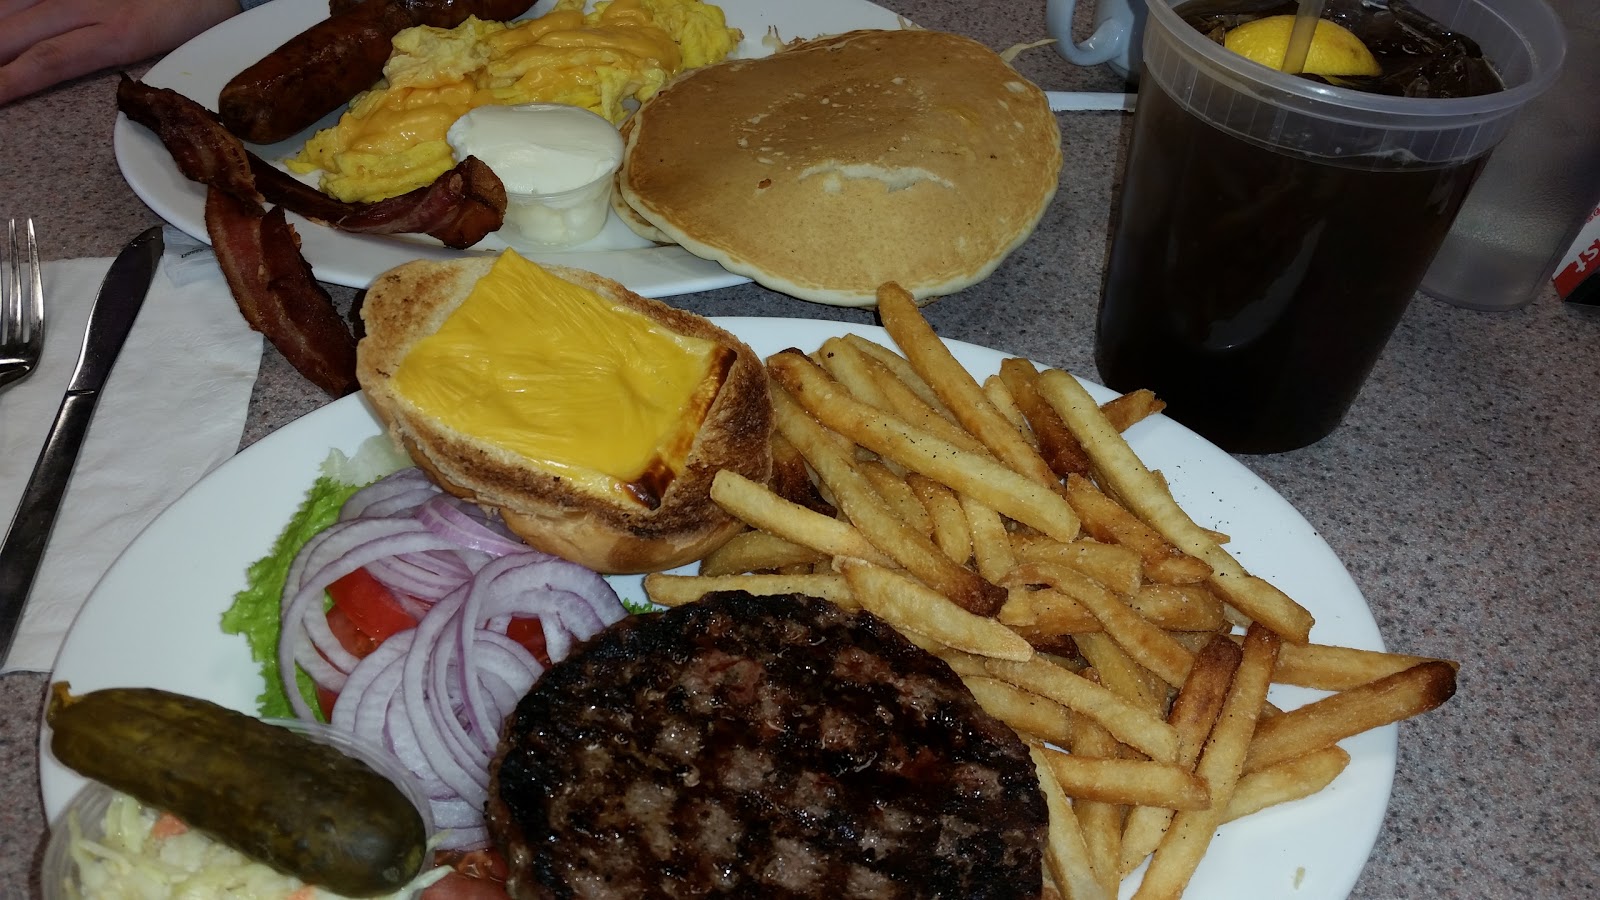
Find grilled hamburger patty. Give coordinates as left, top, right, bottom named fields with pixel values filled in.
left=487, top=591, right=1047, bottom=899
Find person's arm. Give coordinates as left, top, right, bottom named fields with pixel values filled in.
left=0, top=0, right=243, bottom=105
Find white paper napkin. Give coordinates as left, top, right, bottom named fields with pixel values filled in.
left=0, top=228, right=263, bottom=673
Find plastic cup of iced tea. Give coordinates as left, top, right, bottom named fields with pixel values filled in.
left=1095, top=0, right=1564, bottom=454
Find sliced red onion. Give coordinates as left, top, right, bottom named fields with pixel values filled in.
left=415, top=494, right=539, bottom=556
left=281, top=467, right=630, bottom=849
left=278, top=522, right=463, bottom=720
left=339, top=468, right=439, bottom=521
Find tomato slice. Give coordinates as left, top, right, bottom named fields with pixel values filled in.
left=419, top=871, right=512, bottom=900
left=326, top=604, right=381, bottom=658
left=504, top=617, right=552, bottom=668
left=436, top=848, right=508, bottom=882
left=314, top=683, right=340, bottom=721
left=421, top=849, right=511, bottom=900
left=329, top=568, right=418, bottom=644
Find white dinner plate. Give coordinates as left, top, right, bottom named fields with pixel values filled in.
left=39, top=320, right=1394, bottom=899
left=113, top=0, right=908, bottom=296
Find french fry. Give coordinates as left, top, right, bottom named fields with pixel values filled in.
left=1036, top=368, right=1314, bottom=643
left=1164, top=635, right=1243, bottom=770
left=858, top=458, right=935, bottom=538
left=836, top=558, right=1033, bottom=662
left=1001, top=582, right=1228, bottom=638
left=1030, top=743, right=1112, bottom=900
left=1126, top=584, right=1229, bottom=633
left=1243, top=660, right=1457, bottom=774
left=998, top=587, right=1042, bottom=627
left=1010, top=587, right=1098, bottom=634
left=1064, top=474, right=1212, bottom=586
left=816, top=336, right=891, bottom=408
left=1043, top=751, right=1210, bottom=811
left=1100, top=389, right=1167, bottom=432
left=1017, top=630, right=1085, bottom=660
left=709, top=470, right=894, bottom=567
left=643, top=573, right=852, bottom=609
left=1065, top=698, right=1126, bottom=898
left=981, top=374, right=1038, bottom=447
left=987, top=656, right=1179, bottom=763
left=999, top=357, right=1093, bottom=479
left=1074, top=632, right=1167, bottom=720
left=769, top=350, right=1081, bottom=543
left=769, top=430, right=835, bottom=517
left=876, top=283, right=1062, bottom=491
left=1011, top=562, right=1195, bottom=689
left=1233, top=637, right=1461, bottom=692
left=908, top=474, right=972, bottom=564
left=961, top=494, right=1017, bottom=584
left=1134, top=624, right=1280, bottom=900
left=699, top=530, right=826, bottom=576
left=1011, top=534, right=1144, bottom=597
left=841, top=332, right=953, bottom=418
left=820, top=337, right=989, bottom=455
left=962, top=674, right=1075, bottom=746
left=910, top=636, right=992, bottom=678
left=1224, top=745, right=1351, bottom=823
left=1120, top=635, right=1241, bottom=878
left=773, top=384, right=1007, bottom=617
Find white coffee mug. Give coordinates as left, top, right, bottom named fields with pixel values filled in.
left=1046, top=0, right=1146, bottom=81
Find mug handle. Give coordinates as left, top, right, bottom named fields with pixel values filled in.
left=1046, top=0, right=1131, bottom=66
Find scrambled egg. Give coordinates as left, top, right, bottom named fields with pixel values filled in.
left=289, top=0, right=740, bottom=202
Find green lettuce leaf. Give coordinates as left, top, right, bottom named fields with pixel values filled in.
left=220, top=437, right=410, bottom=719
left=221, top=474, right=361, bottom=719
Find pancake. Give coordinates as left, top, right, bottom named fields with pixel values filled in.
left=611, top=116, right=675, bottom=244
left=618, top=29, right=1062, bottom=307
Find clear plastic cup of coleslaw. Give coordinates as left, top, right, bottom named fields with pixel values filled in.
left=42, top=718, right=436, bottom=899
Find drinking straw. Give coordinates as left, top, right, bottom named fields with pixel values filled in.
left=1280, top=0, right=1327, bottom=74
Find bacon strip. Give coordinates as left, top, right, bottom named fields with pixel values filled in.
left=250, top=155, right=507, bottom=249
left=117, top=77, right=506, bottom=248
left=118, top=76, right=508, bottom=395
left=205, top=187, right=359, bottom=397
left=116, top=76, right=263, bottom=214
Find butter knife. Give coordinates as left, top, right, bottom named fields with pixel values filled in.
left=0, top=227, right=164, bottom=664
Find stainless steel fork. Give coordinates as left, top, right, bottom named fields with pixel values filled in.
left=0, top=219, right=44, bottom=391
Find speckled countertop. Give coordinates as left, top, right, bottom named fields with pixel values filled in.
left=1, top=0, right=1597, bottom=897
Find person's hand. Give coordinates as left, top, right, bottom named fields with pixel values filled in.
left=0, top=0, right=241, bottom=105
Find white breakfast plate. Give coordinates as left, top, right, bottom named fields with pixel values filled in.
left=39, top=320, right=1394, bottom=900
left=113, top=0, right=908, bottom=296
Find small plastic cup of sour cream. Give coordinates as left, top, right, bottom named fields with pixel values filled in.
left=447, top=103, right=625, bottom=249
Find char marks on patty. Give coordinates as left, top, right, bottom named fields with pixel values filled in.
left=488, top=592, right=1046, bottom=899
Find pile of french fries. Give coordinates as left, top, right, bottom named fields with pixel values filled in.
left=642, top=283, right=1458, bottom=900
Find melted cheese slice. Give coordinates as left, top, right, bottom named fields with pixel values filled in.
left=392, top=251, right=721, bottom=501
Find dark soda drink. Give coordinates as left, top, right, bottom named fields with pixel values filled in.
left=1096, top=0, right=1515, bottom=453
left=1097, top=84, right=1488, bottom=453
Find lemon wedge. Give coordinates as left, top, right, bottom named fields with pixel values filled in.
left=1223, top=15, right=1382, bottom=77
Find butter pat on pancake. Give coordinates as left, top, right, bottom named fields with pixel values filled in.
left=618, top=29, right=1063, bottom=306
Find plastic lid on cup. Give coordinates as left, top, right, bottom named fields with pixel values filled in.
left=1141, top=0, right=1567, bottom=163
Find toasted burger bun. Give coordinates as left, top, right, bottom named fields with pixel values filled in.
left=618, top=28, right=1062, bottom=307
left=357, top=257, right=773, bottom=574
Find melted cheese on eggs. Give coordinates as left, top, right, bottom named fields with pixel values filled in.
left=290, top=0, right=740, bottom=202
